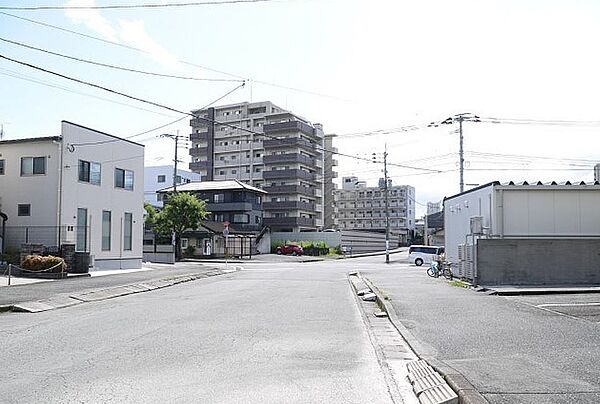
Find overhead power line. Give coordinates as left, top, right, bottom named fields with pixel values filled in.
left=0, top=51, right=437, bottom=172
left=0, top=0, right=284, bottom=11
left=0, top=36, right=243, bottom=83
left=0, top=11, right=344, bottom=100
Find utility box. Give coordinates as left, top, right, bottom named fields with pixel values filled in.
left=470, top=216, right=484, bottom=234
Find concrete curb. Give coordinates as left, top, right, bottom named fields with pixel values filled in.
left=0, top=269, right=235, bottom=314
left=361, top=274, right=489, bottom=404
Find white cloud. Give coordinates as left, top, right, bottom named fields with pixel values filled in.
left=64, top=0, right=181, bottom=70
left=117, top=19, right=182, bottom=71
left=65, top=0, right=119, bottom=42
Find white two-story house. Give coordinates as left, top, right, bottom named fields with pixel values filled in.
left=0, top=121, right=144, bottom=270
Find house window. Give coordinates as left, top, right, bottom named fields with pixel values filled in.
left=18, top=204, right=31, bottom=216
left=157, top=175, right=166, bottom=183
left=78, top=160, right=101, bottom=185
left=0, top=159, right=4, bottom=175
left=102, top=211, right=111, bottom=251
left=231, top=170, right=237, bottom=174
left=124, top=212, right=133, bottom=251
left=115, top=168, right=134, bottom=190
left=76, top=208, right=88, bottom=252
left=254, top=167, right=261, bottom=173
left=20, top=156, right=46, bottom=176
left=176, top=175, right=182, bottom=184
left=181, top=238, right=189, bottom=249
left=214, top=193, right=225, bottom=203
left=219, top=170, right=226, bottom=175
left=233, top=214, right=249, bottom=224
left=214, top=214, right=224, bottom=222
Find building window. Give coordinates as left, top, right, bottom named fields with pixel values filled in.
left=219, top=170, right=226, bottom=175
left=254, top=167, right=261, bottom=173
left=231, top=155, right=237, bottom=160
left=157, top=175, right=166, bottom=183
left=214, top=214, right=224, bottom=222
left=0, top=159, right=4, bottom=175
left=233, top=214, right=249, bottom=224
left=102, top=211, right=111, bottom=251
left=181, top=238, right=189, bottom=249
left=18, top=204, right=31, bottom=216
left=77, top=208, right=88, bottom=252
left=78, top=160, right=101, bottom=185
left=214, top=193, right=225, bottom=203
left=124, top=212, right=133, bottom=251
left=176, top=175, right=182, bottom=184
left=115, top=168, right=134, bottom=190
left=20, top=156, right=46, bottom=176
left=231, top=170, right=237, bottom=174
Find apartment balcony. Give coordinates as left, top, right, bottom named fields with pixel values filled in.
left=263, top=138, right=321, bottom=154
left=262, top=169, right=316, bottom=181
left=332, top=158, right=338, bottom=166
left=263, top=153, right=317, bottom=166
left=190, top=131, right=209, bottom=142
left=263, top=201, right=316, bottom=211
left=263, top=120, right=317, bottom=138
left=263, top=185, right=316, bottom=196
left=189, top=147, right=208, bottom=157
left=263, top=217, right=316, bottom=228
left=206, top=202, right=253, bottom=212
left=190, top=117, right=209, bottom=127
left=189, top=161, right=210, bottom=171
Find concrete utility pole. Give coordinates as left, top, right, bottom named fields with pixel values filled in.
left=383, top=144, right=390, bottom=264
left=429, top=113, right=480, bottom=193
left=161, top=132, right=186, bottom=192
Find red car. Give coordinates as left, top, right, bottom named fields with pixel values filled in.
left=276, top=244, right=304, bottom=256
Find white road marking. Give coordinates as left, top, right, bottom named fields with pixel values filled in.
left=537, top=302, right=600, bottom=308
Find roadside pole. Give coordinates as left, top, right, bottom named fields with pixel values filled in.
left=384, top=144, right=390, bottom=264
left=223, top=222, right=230, bottom=271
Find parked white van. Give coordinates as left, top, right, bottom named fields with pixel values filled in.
left=408, top=245, right=444, bottom=266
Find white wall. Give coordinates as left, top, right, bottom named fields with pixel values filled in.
left=144, top=165, right=201, bottom=207
left=0, top=139, right=60, bottom=229
left=444, top=184, right=494, bottom=263
left=60, top=122, right=145, bottom=269
left=497, top=187, right=600, bottom=236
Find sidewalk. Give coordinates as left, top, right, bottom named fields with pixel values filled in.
left=0, top=261, right=224, bottom=309
left=363, top=265, right=600, bottom=403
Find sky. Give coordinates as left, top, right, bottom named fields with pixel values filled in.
left=1, top=0, right=600, bottom=216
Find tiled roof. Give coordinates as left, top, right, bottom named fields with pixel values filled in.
left=158, top=179, right=267, bottom=194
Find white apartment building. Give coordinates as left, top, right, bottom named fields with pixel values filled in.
left=144, top=165, right=201, bottom=207
left=333, top=176, right=416, bottom=244
left=189, top=101, right=337, bottom=232
left=0, top=121, right=144, bottom=270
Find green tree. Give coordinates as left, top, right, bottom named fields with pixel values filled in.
left=143, top=202, right=159, bottom=228
left=156, top=193, right=209, bottom=260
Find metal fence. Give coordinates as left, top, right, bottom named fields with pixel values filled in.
left=3, top=226, right=90, bottom=252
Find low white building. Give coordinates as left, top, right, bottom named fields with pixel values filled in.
left=444, top=181, right=600, bottom=285
left=0, top=121, right=144, bottom=270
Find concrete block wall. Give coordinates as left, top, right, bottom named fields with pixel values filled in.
left=477, top=238, right=600, bottom=286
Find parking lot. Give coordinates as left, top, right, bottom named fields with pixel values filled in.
left=507, top=294, right=600, bottom=323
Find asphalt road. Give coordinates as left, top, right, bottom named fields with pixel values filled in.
left=360, top=252, right=600, bottom=404
left=0, top=258, right=393, bottom=403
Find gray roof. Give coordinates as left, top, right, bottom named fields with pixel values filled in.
left=158, top=179, right=267, bottom=194
left=0, top=136, right=61, bottom=145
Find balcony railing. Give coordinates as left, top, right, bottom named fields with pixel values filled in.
left=263, top=120, right=317, bottom=138
left=262, top=169, right=316, bottom=181
left=263, top=217, right=316, bottom=227
left=263, top=153, right=317, bottom=166
left=189, top=161, right=210, bottom=171
left=263, top=201, right=316, bottom=211
left=189, top=147, right=208, bottom=157
left=263, top=138, right=320, bottom=154
left=190, top=131, right=209, bottom=142
left=262, top=185, right=316, bottom=196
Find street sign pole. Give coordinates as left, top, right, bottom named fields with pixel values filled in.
left=223, top=222, right=230, bottom=271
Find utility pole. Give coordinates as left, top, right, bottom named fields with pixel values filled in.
left=161, top=132, right=186, bottom=192
left=384, top=144, right=390, bottom=264
left=428, top=113, right=480, bottom=193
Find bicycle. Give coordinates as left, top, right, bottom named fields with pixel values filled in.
left=427, top=260, right=453, bottom=280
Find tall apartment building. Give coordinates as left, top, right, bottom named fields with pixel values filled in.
left=189, top=101, right=335, bottom=232
left=333, top=176, right=416, bottom=244
left=595, top=163, right=600, bottom=182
